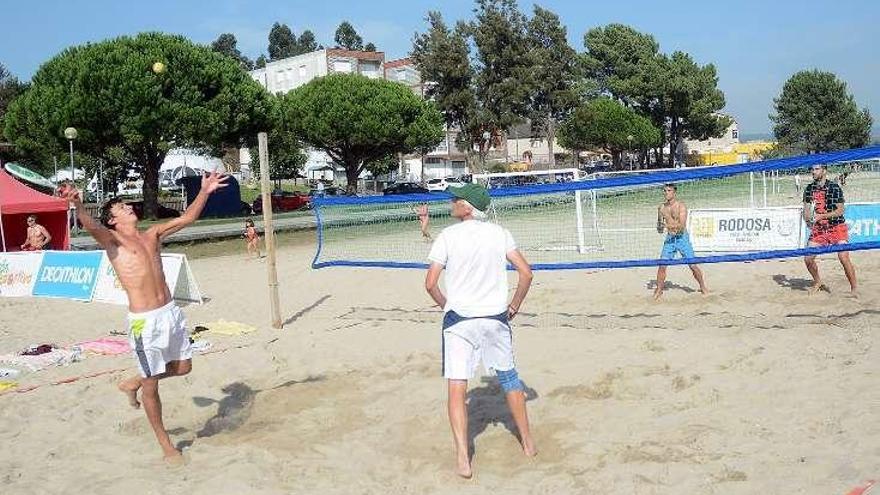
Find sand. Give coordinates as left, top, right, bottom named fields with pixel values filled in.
left=1, top=238, right=878, bottom=495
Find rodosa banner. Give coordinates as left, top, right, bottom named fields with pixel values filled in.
left=688, top=207, right=806, bottom=253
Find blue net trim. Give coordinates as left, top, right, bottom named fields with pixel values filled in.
left=313, top=146, right=880, bottom=207
left=313, top=241, right=880, bottom=270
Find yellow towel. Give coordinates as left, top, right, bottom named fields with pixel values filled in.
left=197, top=320, right=257, bottom=336
left=0, top=381, right=18, bottom=393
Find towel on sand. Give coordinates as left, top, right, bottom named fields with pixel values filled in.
left=0, top=348, right=83, bottom=372
left=194, top=320, right=257, bottom=336
left=76, top=337, right=130, bottom=356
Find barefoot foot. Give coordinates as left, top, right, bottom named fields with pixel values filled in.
left=163, top=450, right=186, bottom=468
left=808, top=283, right=830, bottom=294
left=455, top=454, right=472, bottom=479
left=522, top=437, right=538, bottom=457
left=117, top=382, right=140, bottom=409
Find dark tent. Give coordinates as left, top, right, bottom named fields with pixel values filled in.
left=177, top=175, right=245, bottom=218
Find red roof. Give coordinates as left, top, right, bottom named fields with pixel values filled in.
left=0, top=168, right=68, bottom=215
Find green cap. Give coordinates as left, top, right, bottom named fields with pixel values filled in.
left=449, top=183, right=491, bottom=211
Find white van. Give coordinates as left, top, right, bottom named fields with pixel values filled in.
left=426, top=176, right=465, bottom=192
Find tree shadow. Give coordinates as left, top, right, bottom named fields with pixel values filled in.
left=772, top=274, right=814, bottom=291
left=466, top=376, right=538, bottom=460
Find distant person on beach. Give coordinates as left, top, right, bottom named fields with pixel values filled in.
left=61, top=172, right=228, bottom=464
left=20, top=215, right=52, bottom=251
left=655, top=184, right=708, bottom=300
left=423, top=183, right=537, bottom=479
left=244, top=218, right=261, bottom=258
left=803, top=164, right=857, bottom=294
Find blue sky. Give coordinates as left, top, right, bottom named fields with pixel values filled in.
left=2, top=0, right=878, bottom=135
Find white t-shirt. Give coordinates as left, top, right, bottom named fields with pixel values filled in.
left=427, top=220, right=517, bottom=317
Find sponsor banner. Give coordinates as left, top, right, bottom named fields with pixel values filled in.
left=92, top=253, right=200, bottom=306
left=688, top=207, right=805, bottom=253
left=32, top=251, right=103, bottom=300
left=0, top=252, right=43, bottom=297
left=845, top=203, right=880, bottom=244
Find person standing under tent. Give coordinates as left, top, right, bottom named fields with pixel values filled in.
left=20, top=215, right=52, bottom=251
left=424, top=183, right=537, bottom=479
left=654, top=183, right=709, bottom=300
left=61, top=172, right=228, bottom=464
left=802, top=164, right=857, bottom=294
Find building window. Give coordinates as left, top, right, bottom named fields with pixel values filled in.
left=334, top=60, right=352, bottom=73
left=732, top=129, right=738, bottom=139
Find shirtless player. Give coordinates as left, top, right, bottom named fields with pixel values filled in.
left=21, top=215, right=52, bottom=251
left=62, top=172, right=228, bottom=463
left=655, top=183, right=708, bottom=299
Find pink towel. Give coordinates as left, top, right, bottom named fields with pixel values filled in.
left=76, top=338, right=130, bottom=356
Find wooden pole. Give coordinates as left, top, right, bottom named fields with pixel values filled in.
left=258, top=132, right=282, bottom=329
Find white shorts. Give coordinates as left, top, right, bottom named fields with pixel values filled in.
left=128, top=301, right=192, bottom=378
left=443, top=318, right=515, bottom=380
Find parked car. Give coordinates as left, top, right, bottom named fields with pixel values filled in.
left=252, top=190, right=311, bottom=213
left=426, top=176, right=465, bottom=191
left=383, top=182, right=430, bottom=195
left=309, top=185, right=345, bottom=197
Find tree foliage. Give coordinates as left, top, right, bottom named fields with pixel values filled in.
left=412, top=1, right=535, bottom=168
left=583, top=24, right=728, bottom=166
left=364, top=42, right=377, bottom=52
left=210, top=33, right=254, bottom=70
left=280, top=74, right=443, bottom=192
left=771, top=69, right=872, bottom=153
left=334, top=21, right=364, bottom=50
left=268, top=22, right=298, bottom=60
left=526, top=6, right=580, bottom=165
left=0, top=62, right=28, bottom=162
left=558, top=98, right=660, bottom=168
left=4, top=32, right=273, bottom=217
left=298, top=30, right=319, bottom=53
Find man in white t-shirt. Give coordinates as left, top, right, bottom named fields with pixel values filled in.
left=424, top=183, right=537, bottom=479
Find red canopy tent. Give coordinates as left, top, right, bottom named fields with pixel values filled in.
left=0, top=168, right=70, bottom=251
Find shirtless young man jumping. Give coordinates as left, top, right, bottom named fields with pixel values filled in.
left=654, top=183, right=708, bottom=300
left=62, top=172, right=228, bottom=463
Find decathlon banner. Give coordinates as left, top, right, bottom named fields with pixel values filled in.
left=92, top=252, right=203, bottom=305
left=31, top=251, right=103, bottom=300
left=0, top=252, right=43, bottom=297
left=688, top=207, right=806, bottom=253
left=846, top=203, right=880, bottom=244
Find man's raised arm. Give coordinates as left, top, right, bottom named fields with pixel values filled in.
left=150, top=172, right=228, bottom=240
left=65, top=189, right=116, bottom=249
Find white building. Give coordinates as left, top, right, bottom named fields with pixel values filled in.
left=250, top=48, right=385, bottom=95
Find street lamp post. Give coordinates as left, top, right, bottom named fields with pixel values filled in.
left=627, top=135, right=634, bottom=170
left=64, top=127, right=77, bottom=233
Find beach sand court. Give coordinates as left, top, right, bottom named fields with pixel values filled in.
left=1, top=237, right=878, bottom=494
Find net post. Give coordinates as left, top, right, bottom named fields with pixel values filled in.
left=258, top=132, right=283, bottom=329
left=762, top=171, right=768, bottom=207
left=575, top=190, right=586, bottom=254
left=749, top=172, right=755, bottom=208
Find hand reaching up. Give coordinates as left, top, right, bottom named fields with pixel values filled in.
left=201, top=171, right=230, bottom=195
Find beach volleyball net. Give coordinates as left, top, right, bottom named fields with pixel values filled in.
left=311, top=147, right=880, bottom=270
